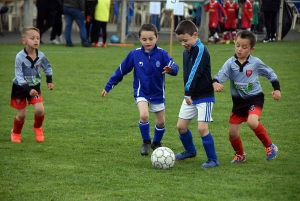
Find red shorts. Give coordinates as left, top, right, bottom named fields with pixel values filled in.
left=10, top=83, right=43, bottom=109
left=225, top=20, right=237, bottom=29
left=241, top=19, right=251, bottom=29
left=229, top=105, right=262, bottom=124
left=209, top=20, right=219, bottom=28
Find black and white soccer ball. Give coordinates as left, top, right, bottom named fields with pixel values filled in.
left=151, top=147, right=175, bottom=170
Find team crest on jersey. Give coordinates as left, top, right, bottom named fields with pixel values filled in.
left=249, top=105, right=255, bottom=111
left=35, top=65, right=39, bottom=70
left=156, top=61, right=160, bottom=67
left=138, top=61, right=143, bottom=67
left=246, top=70, right=252, bottom=77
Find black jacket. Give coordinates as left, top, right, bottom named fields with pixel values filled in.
left=182, top=39, right=214, bottom=99
left=261, top=0, right=281, bottom=12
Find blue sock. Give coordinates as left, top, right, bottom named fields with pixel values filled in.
left=153, top=125, right=165, bottom=143
left=201, top=133, right=218, bottom=160
left=139, top=121, right=151, bottom=141
left=179, top=129, right=196, bottom=153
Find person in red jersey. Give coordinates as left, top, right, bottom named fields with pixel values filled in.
left=222, top=0, right=239, bottom=44
left=204, top=0, right=227, bottom=44
left=241, top=0, right=253, bottom=30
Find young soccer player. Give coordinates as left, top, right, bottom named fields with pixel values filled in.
left=101, top=24, right=179, bottom=156
left=223, top=0, right=239, bottom=44
left=212, top=30, right=280, bottom=163
left=10, top=26, right=54, bottom=143
left=241, top=0, right=253, bottom=31
left=174, top=20, right=219, bottom=168
left=204, top=0, right=227, bottom=44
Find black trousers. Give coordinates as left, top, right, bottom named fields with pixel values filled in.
left=50, top=3, right=63, bottom=40
left=91, top=20, right=107, bottom=44
left=36, top=5, right=56, bottom=39
left=263, top=11, right=278, bottom=39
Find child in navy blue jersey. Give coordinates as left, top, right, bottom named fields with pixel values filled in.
left=174, top=20, right=219, bottom=168
left=102, top=24, right=179, bottom=156
left=212, top=30, right=280, bottom=163
left=10, top=26, right=54, bottom=143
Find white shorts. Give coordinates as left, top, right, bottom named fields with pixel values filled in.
left=178, top=99, right=214, bottom=122
left=136, top=97, right=165, bottom=113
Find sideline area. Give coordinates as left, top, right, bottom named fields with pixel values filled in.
left=0, top=24, right=299, bottom=45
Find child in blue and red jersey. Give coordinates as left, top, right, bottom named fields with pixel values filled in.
left=174, top=20, right=219, bottom=168
left=102, top=24, right=179, bottom=156
left=10, top=26, right=54, bottom=143
left=212, top=30, right=280, bottom=163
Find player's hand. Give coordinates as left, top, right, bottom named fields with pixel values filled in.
left=162, top=66, right=172, bottom=74
left=271, top=90, right=281, bottom=100
left=48, top=83, right=54, bottom=90
left=101, top=89, right=108, bottom=97
left=212, top=82, right=224, bottom=92
left=235, top=19, right=238, bottom=24
left=185, top=96, right=192, bottom=105
left=29, top=89, right=38, bottom=96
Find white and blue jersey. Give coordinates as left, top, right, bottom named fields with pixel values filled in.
left=104, top=45, right=179, bottom=103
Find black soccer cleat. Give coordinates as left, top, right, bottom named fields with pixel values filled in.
left=151, top=142, right=162, bottom=151
left=140, top=141, right=151, bottom=156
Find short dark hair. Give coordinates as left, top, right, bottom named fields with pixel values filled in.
left=175, top=20, right=197, bottom=36
left=236, top=30, right=257, bottom=47
left=138, top=24, right=158, bottom=38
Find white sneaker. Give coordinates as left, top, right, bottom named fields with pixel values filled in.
left=51, top=39, right=60, bottom=45
left=58, top=35, right=63, bottom=43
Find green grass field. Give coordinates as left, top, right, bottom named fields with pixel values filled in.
left=0, top=40, right=300, bottom=201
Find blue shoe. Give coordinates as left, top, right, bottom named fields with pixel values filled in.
left=175, top=150, right=196, bottom=161
left=266, top=144, right=278, bottom=160
left=201, top=159, right=220, bottom=168
left=231, top=154, right=246, bottom=164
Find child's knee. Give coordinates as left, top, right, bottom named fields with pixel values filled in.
left=17, top=110, right=26, bottom=120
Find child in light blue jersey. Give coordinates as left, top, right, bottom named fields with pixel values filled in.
left=102, top=24, right=179, bottom=156
left=212, top=30, right=281, bottom=163
left=10, top=26, right=54, bottom=143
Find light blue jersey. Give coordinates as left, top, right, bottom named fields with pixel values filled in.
left=214, top=55, right=278, bottom=99
left=12, top=49, right=53, bottom=87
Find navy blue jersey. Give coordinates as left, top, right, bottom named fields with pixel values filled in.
left=104, top=45, right=179, bottom=103
left=183, top=39, right=214, bottom=100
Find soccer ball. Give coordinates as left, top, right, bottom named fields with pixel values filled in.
left=151, top=147, right=175, bottom=170
left=110, top=35, right=119, bottom=43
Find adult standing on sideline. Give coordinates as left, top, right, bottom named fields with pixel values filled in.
left=63, top=0, right=90, bottom=47
left=85, top=0, right=98, bottom=43
left=50, top=0, right=64, bottom=44
left=261, top=0, right=280, bottom=43
left=91, top=0, right=111, bottom=48
left=36, top=0, right=57, bottom=43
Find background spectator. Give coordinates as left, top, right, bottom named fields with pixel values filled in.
left=50, top=0, right=63, bottom=44
left=63, top=0, right=90, bottom=47
left=261, top=0, right=280, bottom=42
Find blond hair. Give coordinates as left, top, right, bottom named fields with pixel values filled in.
left=21, top=26, right=40, bottom=37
